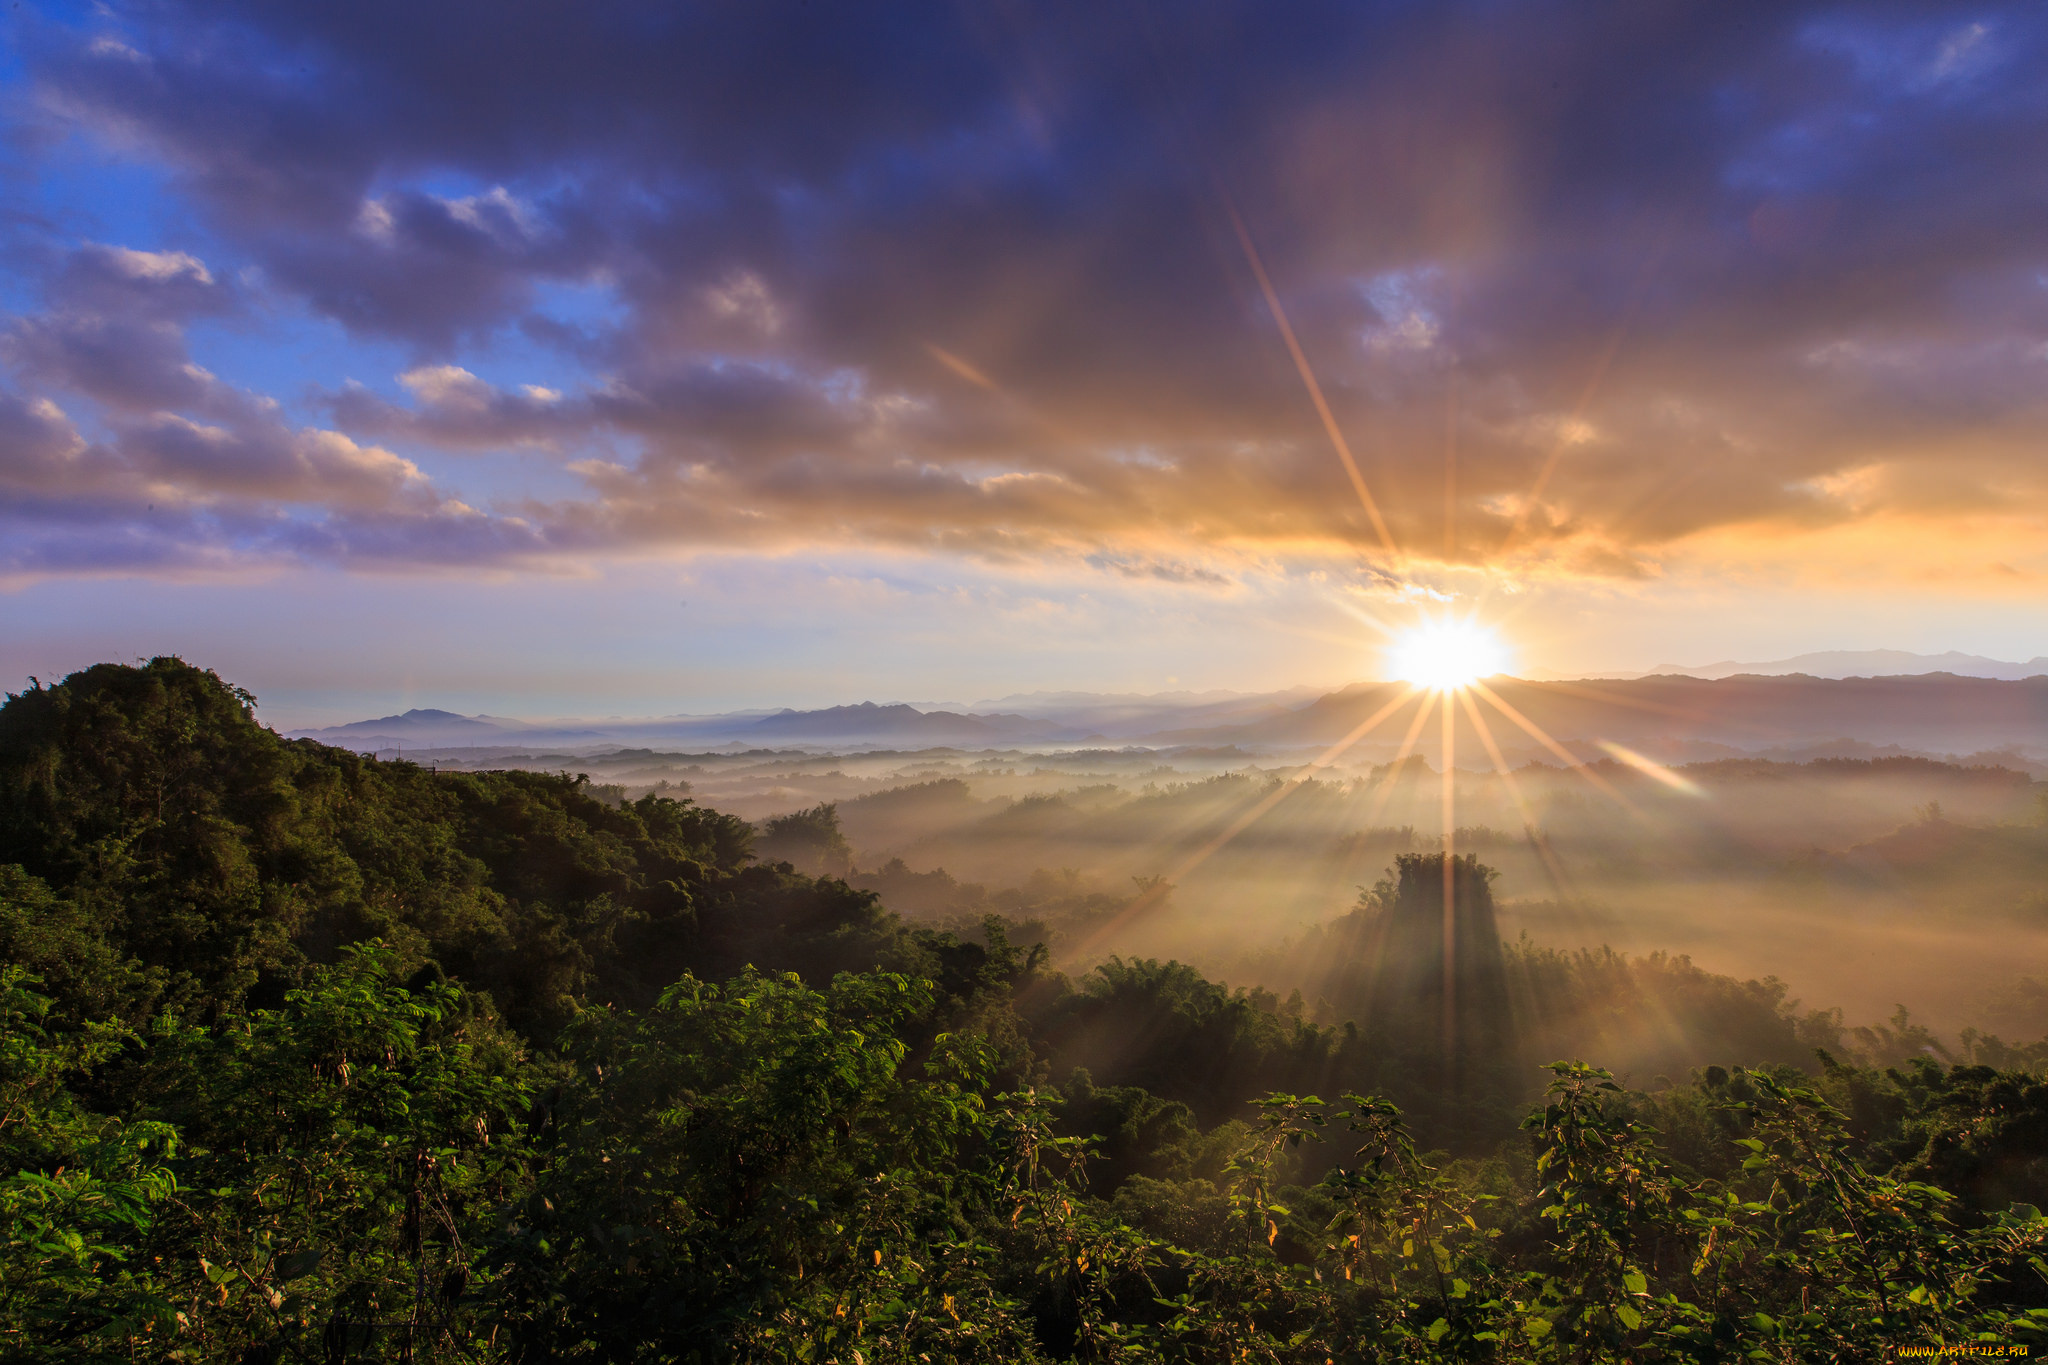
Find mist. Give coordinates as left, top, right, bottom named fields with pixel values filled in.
left=391, top=710, right=2048, bottom=1074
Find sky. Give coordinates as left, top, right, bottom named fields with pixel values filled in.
left=2, top=0, right=2046, bottom=723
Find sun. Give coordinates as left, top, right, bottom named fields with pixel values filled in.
left=1387, top=618, right=1509, bottom=691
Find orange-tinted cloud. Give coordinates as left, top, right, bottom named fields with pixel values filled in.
left=2, top=0, right=2044, bottom=597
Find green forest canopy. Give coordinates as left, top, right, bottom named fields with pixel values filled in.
left=5, top=658, right=2048, bottom=1361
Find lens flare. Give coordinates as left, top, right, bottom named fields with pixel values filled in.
left=1387, top=619, right=1508, bottom=691
left=1596, top=740, right=1707, bottom=797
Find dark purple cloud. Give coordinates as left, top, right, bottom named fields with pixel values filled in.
left=5, top=0, right=2046, bottom=580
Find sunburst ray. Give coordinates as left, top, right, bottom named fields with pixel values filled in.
left=1458, top=688, right=1578, bottom=900
left=1467, top=679, right=1631, bottom=807
left=1222, top=198, right=1400, bottom=562
left=1073, top=688, right=1423, bottom=954
left=1363, top=687, right=1440, bottom=827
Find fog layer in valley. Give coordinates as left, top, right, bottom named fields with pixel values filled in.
left=384, top=685, right=2048, bottom=1066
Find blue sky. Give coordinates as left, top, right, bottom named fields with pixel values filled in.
left=3, top=0, right=2046, bottom=721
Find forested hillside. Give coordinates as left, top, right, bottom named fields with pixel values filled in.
left=6, top=660, right=2048, bottom=1361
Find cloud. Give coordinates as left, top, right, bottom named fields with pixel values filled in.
left=117, top=413, right=428, bottom=509
left=261, top=185, right=575, bottom=347
left=1084, top=553, right=1235, bottom=587
left=0, top=393, right=92, bottom=487
left=55, top=245, right=224, bottom=323
left=0, top=247, right=556, bottom=574
left=5, top=0, right=2046, bottom=588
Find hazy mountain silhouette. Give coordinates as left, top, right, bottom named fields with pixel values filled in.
left=290, top=671, right=2047, bottom=758
left=963, top=686, right=1322, bottom=732
left=747, top=702, right=1063, bottom=743
left=1648, top=649, right=2048, bottom=681
left=1181, top=673, right=2048, bottom=755
left=302, top=709, right=547, bottom=746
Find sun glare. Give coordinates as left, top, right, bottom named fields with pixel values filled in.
left=1387, top=619, right=1509, bottom=691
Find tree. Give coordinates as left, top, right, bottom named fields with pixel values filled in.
left=756, top=803, right=856, bottom=878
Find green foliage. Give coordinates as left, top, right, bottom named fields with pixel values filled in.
left=2, top=946, right=528, bottom=1361
left=1, top=965, right=180, bottom=1356
left=1502, top=942, right=1839, bottom=1082
left=1026, top=957, right=1350, bottom=1133
left=9, top=660, right=2048, bottom=1360
left=496, top=967, right=1045, bottom=1361
left=0, top=659, right=829, bottom=1034
left=0, top=864, right=165, bottom=1028
left=756, top=803, right=856, bottom=878
left=1053, top=1070, right=1203, bottom=1192
left=10, top=943, right=2048, bottom=1360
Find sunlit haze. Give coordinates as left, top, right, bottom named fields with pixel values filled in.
left=1386, top=619, right=1509, bottom=692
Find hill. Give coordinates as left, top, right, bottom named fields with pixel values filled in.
left=747, top=700, right=1064, bottom=743
left=1181, top=672, right=2048, bottom=755
left=10, top=659, right=2048, bottom=1361
left=1649, top=648, right=2048, bottom=680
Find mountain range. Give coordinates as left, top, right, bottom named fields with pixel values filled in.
left=1162, top=673, right=2048, bottom=758
left=1647, top=649, right=2048, bottom=681
left=288, top=670, right=2048, bottom=760
left=747, top=702, right=1063, bottom=744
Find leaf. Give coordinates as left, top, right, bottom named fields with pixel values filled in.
left=1622, top=1268, right=1647, bottom=1296
left=274, top=1249, right=323, bottom=1282
left=1615, top=1304, right=1643, bottom=1330
left=1426, top=1318, right=1449, bottom=1342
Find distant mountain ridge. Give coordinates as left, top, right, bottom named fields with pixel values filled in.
left=288, top=688, right=1317, bottom=749
left=1168, top=673, right=2048, bottom=757
left=288, top=670, right=2048, bottom=759
left=962, top=685, right=1323, bottom=732
left=1648, top=649, right=2048, bottom=681
left=319, top=708, right=517, bottom=736
left=291, top=701, right=1083, bottom=749
left=747, top=702, right=1063, bottom=743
